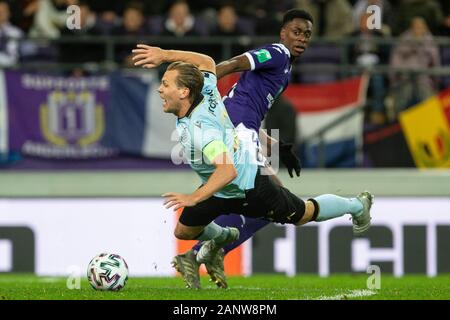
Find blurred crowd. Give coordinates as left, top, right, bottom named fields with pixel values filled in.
left=0, top=0, right=449, bottom=125
left=3, top=0, right=449, bottom=39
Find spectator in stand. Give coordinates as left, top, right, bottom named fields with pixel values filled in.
left=186, top=0, right=223, bottom=14
left=59, top=0, right=104, bottom=71
left=162, top=0, right=202, bottom=37
left=437, top=0, right=450, bottom=37
left=394, top=0, right=443, bottom=35
left=9, top=0, right=39, bottom=34
left=295, top=0, right=353, bottom=38
left=0, top=0, right=23, bottom=67
left=245, top=1, right=299, bottom=36
left=348, top=12, right=390, bottom=125
left=112, top=2, right=149, bottom=66
left=352, top=0, right=394, bottom=36
left=89, top=0, right=126, bottom=27
left=437, top=12, right=450, bottom=37
left=161, top=0, right=208, bottom=55
left=85, top=0, right=125, bottom=30
left=209, top=4, right=252, bottom=60
left=390, top=17, right=440, bottom=115
left=29, top=0, right=78, bottom=39
left=213, top=4, right=244, bottom=37
left=142, top=0, right=168, bottom=16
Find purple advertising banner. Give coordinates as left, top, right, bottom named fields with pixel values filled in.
left=7, top=70, right=114, bottom=159
left=1, top=70, right=183, bottom=170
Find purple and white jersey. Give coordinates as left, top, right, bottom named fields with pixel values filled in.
left=223, top=43, right=292, bottom=132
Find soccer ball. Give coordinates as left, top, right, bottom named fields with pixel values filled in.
left=87, top=253, right=129, bottom=291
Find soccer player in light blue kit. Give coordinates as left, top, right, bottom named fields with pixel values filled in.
left=132, top=42, right=374, bottom=290
left=176, top=9, right=314, bottom=287
left=216, top=9, right=312, bottom=177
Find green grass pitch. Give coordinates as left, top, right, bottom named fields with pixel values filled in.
left=0, top=274, right=449, bottom=300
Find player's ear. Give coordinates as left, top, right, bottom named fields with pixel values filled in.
left=179, top=87, right=189, bottom=99
left=280, top=27, right=286, bottom=41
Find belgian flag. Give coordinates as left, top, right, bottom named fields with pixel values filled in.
left=399, top=89, right=450, bottom=168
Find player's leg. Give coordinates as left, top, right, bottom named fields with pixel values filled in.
left=244, top=170, right=373, bottom=236
left=189, top=168, right=277, bottom=288
left=171, top=197, right=239, bottom=289
left=194, top=171, right=299, bottom=288
left=186, top=214, right=268, bottom=289
left=305, top=192, right=374, bottom=235
left=190, top=127, right=281, bottom=285
left=264, top=165, right=284, bottom=187
left=295, top=200, right=315, bottom=225
left=193, top=200, right=245, bottom=265
left=191, top=165, right=279, bottom=254
left=191, top=214, right=269, bottom=254
left=224, top=215, right=270, bottom=254
left=194, top=167, right=279, bottom=287
left=294, top=193, right=373, bottom=236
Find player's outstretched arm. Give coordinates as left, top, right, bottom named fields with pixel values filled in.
left=191, top=151, right=237, bottom=203
left=132, top=44, right=216, bottom=74
left=216, top=54, right=251, bottom=79
left=163, top=150, right=237, bottom=211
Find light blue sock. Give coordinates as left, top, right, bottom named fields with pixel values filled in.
left=314, top=194, right=363, bottom=222
left=195, top=222, right=229, bottom=243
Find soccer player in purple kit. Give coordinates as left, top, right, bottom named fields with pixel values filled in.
left=170, top=9, right=372, bottom=289
left=171, top=9, right=313, bottom=288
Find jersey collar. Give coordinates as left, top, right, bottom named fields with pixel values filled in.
left=181, top=93, right=204, bottom=119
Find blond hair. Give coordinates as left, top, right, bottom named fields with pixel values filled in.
left=167, top=61, right=204, bottom=103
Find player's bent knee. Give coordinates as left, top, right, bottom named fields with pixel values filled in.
left=174, top=229, right=195, bottom=240
left=266, top=191, right=306, bottom=225
left=295, top=200, right=316, bottom=226
left=174, top=225, right=197, bottom=240
left=174, top=222, right=206, bottom=240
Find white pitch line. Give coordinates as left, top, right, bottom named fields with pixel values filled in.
left=0, top=277, right=63, bottom=284
left=38, top=278, right=62, bottom=283
left=316, top=289, right=377, bottom=300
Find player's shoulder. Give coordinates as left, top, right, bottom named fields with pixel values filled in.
left=190, top=102, right=214, bottom=123
left=268, top=43, right=291, bottom=58
left=194, top=95, right=225, bottom=129
left=248, top=43, right=290, bottom=66
left=201, top=70, right=218, bottom=85
left=201, top=70, right=217, bottom=78
left=200, top=71, right=218, bottom=95
left=188, top=109, right=219, bottom=135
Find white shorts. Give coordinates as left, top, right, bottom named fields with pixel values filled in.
left=235, top=123, right=268, bottom=167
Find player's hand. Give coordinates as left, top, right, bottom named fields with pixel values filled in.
left=132, top=44, right=165, bottom=69
left=162, top=192, right=198, bottom=211
left=279, top=141, right=301, bottom=178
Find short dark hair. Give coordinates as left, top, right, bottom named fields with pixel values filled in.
left=167, top=62, right=204, bottom=103
left=78, top=0, right=90, bottom=7
left=0, top=0, right=11, bottom=10
left=125, top=1, right=144, bottom=13
left=282, top=9, right=314, bottom=26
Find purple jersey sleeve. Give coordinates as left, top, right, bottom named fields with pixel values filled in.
left=244, top=44, right=289, bottom=72
left=224, top=43, right=292, bottom=131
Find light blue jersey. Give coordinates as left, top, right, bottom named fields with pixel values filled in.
left=176, top=72, right=258, bottom=198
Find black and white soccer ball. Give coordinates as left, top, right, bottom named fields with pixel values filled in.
left=87, top=253, right=129, bottom=291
